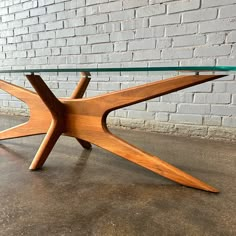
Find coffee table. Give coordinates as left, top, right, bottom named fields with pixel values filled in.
left=0, top=66, right=235, bottom=192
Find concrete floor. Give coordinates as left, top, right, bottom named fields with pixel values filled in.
left=0, top=115, right=236, bottom=236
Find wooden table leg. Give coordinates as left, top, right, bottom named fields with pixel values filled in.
left=1, top=73, right=226, bottom=192
left=0, top=73, right=92, bottom=149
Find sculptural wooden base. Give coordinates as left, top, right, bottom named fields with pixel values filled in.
left=0, top=73, right=225, bottom=192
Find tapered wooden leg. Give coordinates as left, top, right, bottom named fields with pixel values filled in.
left=90, top=130, right=219, bottom=192
left=0, top=80, right=51, bottom=139
left=70, top=72, right=92, bottom=150
left=26, top=74, right=65, bottom=170
left=29, top=120, right=62, bottom=170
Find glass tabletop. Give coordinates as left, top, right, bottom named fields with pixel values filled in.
left=0, top=66, right=235, bottom=73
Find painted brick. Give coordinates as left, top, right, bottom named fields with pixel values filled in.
left=166, top=23, right=198, bottom=36
left=150, top=14, right=180, bottom=26
left=86, top=14, right=108, bottom=25
left=211, top=105, right=236, bottom=116
left=99, top=2, right=122, bottom=13
left=92, top=43, right=113, bottom=53
left=110, top=31, right=134, bottom=42
left=207, top=33, right=225, bottom=45
left=64, top=18, right=84, bottom=28
left=173, top=35, right=206, bottom=47
left=227, top=31, right=236, bottom=43
left=162, top=48, right=193, bottom=59
left=135, top=27, right=164, bottom=39
left=133, top=49, right=161, bottom=61
left=46, top=21, right=63, bottom=31
left=136, top=4, right=165, bottom=17
left=200, top=19, right=236, bottom=33
left=204, top=116, right=221, bottom=126
left=178, top=104, right=210, bottom=115
left=170, top=114, right=202, bottom=125
left=222, top=117, right=236, bottom=127
left=128, top=110, right=155, bottom=120
left=161, top=93, right=193, bottom=103
left=168, top=0, right=200, bottom=14
left=121, top=19, right=148, bottom=31
left=47, top=3, right=64, bottom=14
left=88, top=34, right=109, bottom=44
left=109, top=10, right=135, bottom=21
left=56, top=29, right=75, bottom=38
left=128, top=39, right=155, bottom=51
left=202, top=0, right=236, bottom=8
left=194, top=45, right=231, bottom=57
left=30, top=7, right=46, bottom=16
left=148, top=102, right=176, bottom=112
left=183, top=8, right=217, bottom=23
left=194, top=93, right=231, bottom=104
left=123, top=0, right=148, bottom=9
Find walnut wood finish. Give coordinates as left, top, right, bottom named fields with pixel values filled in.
left=0, top=73, right=225, bottom=192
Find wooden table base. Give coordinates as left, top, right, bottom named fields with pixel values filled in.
left=0, top=73, right=225, bottom=192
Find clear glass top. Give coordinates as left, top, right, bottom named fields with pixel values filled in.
left=0, top=66, right=235, bottom=73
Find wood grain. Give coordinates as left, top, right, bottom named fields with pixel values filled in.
left=0, top=73, right=226, bottom=192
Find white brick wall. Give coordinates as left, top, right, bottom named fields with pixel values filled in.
left=0, top=0, right=236, bottom=140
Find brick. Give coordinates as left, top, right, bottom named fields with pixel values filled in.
left=150, top=14, right=180, bottom=26
left=148, top=102, right=176, bottom=112
left=23, top=17, right=38, bottom=26
left=98, top=82, right=120, bottom=91
left=162, top=48, right=193, bottom=59
left=9, top=4, right=23, bottom=13
left=194, top=93, right=231, bottom=104
left=0, top=7, right=8, bottom=15
left=67, top=37, right=86, bottom=46
left=207, top=33, right=225, bottom=45
left=227, top=31, right=236, bottom=43
left=173, top=35, right=205, bottom=47
left=17, top=42, right=31, bottom=50
left=156, top=112, right=169, bottom=122
left=168, top=0, right=200, bottom=14
left=123, top=0, right=148, bottom=9
left=133, top=49, right=161, bottom=61
left=128, top=110, right=155, bottom=120
left=61, top=46, right=81, bottom=55
left=109, top=52, right=132, bottom=62
left=136, top=4, right=165, bottom=17
left=56, top=29, right=75, bottom=38
left=99, top=2, right=122, bottom=13
left=233, top=95, right=236, bottom=105
left=204, top=116, right=221, bottom=126
left=65, top=0, right=85, bottom=9
left=57, top=10, right=76, bottom=20
left=39, top=31, right=55, bottom=40
left=202, top=0, right=236, bottom=8
left=39, top=14, right=56, bottom=23
left=129, top=39, right=155, bottom=51
left=194, top=45, right=231, bottom=57
left=114, top=42, right=127, bottom=52
left=222, top=117, right=236, bottom=128
left=15, top=10, right=30, bottom=20
left=46, top=21, right=63, bottom=31
left=86, top=0, right=108, bottom=6
left=183, top=8, right=217, bottom=23
left=178, top=104, right=210, bottom=114
left=161, top=93, right=193, bottom=103
left=135, top=27, right=164, bottom=39
left=47, top=3, right=64, bottom=14
left=48, top=56, right=67, bottom=65
left=170, top=114, right=202, bottom=125
left=76, top=26, right=97, bottom=36
left=92, top=43, right=113, bottom=53
left=88, top=34, right=109, bottom=44
left=39, top=0, right=55, bottom=7
left=23, top=1, right=38, bottom=10
left=30, top=7, right=46, bottom=16
left=2, top=14, right=15, bottom=22
left=122, top=19, right=148, bottom=31
left=14, top=27, right=28, bottom=36
left=211, top=105, right=236, bottom=116
left=33, top=40, right=47, bottom=49
left=86, top=14, right=108, bottom=25
left=226, top=83, right=236, bottom=93
left=29, top=24, right=45, bottom=33
left=166, top=23, right=198, bottom=36
left=110, top=31, right=134, bottom=42
left=200, top=19, right=236, bottom=33
left=64, top=18, right=84, bottom=28
left=124, top=103, right=146, bottom=111
left=213, top=82, right=227, bottom=93
left=36, top=48, right=51, bottom=56
left=109, top=10, right=135, bottom=22
left=97, top=22, right=121, bottom=33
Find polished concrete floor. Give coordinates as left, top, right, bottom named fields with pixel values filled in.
left=0, top=115, right=236, bottom=236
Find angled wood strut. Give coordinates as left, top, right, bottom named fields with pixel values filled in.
left=0, top=73, right=225, bottom=192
